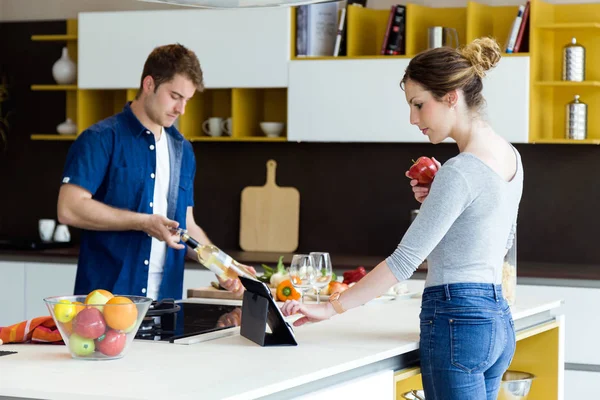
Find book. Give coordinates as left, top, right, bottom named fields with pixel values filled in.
left=505, top=5, right=525, bottom=53
left=513, top=1, right=530, bottom=53
left=296, top=2, right=340, bottom=57
left=335, top=0, right=367, bottom=57
left=381, top=5, right=406, bottom=56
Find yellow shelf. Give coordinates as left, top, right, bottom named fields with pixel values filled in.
left=31, top=34, right=78, bottom=41
left=535, top=81, right=600, bottom=87
left=530, top=138, right=600, bottom=145
left=537, top=22, right=600, bottom=30
left=188, top=136, right=286, bottom=142
left=31, top=85, right=77, bottom=91
left=31, top=134, right=77, bottom=141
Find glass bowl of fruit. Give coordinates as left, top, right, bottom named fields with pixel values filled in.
left=44, top=290, right=152, bottom=360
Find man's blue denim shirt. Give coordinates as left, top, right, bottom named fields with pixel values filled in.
left=61, top=103, right=195, bottom=300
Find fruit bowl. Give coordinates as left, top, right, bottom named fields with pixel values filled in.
left=44, top=292, right=152, bottom=360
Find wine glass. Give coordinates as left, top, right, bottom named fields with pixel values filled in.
left=310, top=252, right=333, bottom=304
left=288, top=254, right=317, bottom=304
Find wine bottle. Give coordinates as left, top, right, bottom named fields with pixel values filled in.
left=179, top=230, right=256, bottom=280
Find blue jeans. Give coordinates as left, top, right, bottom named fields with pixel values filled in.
left=419, top=283, right=516, bottom=400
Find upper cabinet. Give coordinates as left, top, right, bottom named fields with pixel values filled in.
left=288, top=58, right=420, bottom=143
left=482, top=56, right=530, bottom=144
left=288, top=56, right=529, bottom=143
left=78, top=8, right=291, bottom=89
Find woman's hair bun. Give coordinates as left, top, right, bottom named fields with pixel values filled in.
left=459, top=37, right=501, bottom=79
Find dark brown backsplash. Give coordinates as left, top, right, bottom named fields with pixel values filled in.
left=1, top=21, right=599, bottom=265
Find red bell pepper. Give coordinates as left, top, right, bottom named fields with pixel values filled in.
left=343, top=266, right=367, bottom=285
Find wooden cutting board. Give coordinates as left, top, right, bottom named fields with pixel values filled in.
left=187, top=286, right=277, bottom=300
left=239, top=159, right=300, bottom=252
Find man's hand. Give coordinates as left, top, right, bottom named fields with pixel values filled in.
left=140, top=214, right=185, bottom=250
left=217, top=265, right=257, bottom=296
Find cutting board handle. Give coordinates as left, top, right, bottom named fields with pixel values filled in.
left=265, top=159, right=277, bottom=187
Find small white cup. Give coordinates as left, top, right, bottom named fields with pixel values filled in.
left=39, top=219, right=56, bottom=242
left=53, top=224, right=71, bottom=243
left=202, top=117, right=223, bottom=137
left=221, top=118, right=232, bottom=136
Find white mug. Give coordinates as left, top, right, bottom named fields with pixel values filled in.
left=39, top=219, right=56, bottom=242
left=202, top=117, right=223, bottom=137
left=221, top=118, right=232, bottom=136
left=53, top=224, right=71, bottom=243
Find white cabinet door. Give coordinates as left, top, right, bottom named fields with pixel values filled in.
left=288, top=56, right=529, bottom=143
left=288, top=59, right=422, bottom=143
left=24, top=262, right=77, bottom=319
left=0, top=262, right=26, bottom=326
left=517, top=284, right=600, bottom=365
left=482, top=56, right=530, bottom=144
left=78, top=8, right=290, bottom=89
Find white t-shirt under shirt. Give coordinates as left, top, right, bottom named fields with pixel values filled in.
left=147, top=128, right=170, bottom=300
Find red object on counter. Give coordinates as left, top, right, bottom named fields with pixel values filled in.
left=343, top=266, right=367, bottom=285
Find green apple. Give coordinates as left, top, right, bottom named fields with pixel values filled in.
left=69, top=333, right=95, bottom=357
left=85, top=289, right=113, bottom=312
left=54, top=299, right=76, bottom=323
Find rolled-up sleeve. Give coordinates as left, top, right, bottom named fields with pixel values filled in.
left=61, top=128, right=113, bottom=195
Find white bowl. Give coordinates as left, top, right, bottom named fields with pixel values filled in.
left=260, top=122, right=285, bottom=138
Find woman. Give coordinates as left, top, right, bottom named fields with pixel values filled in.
left=281, top=37, right=523, bottom=400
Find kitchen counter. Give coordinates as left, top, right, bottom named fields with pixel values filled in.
left=2, top=245, right=600, bottom=282
left=0, top=294, right=564, bottom=400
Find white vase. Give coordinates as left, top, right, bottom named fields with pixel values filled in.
left=57, top=118, right=77, bottom=135
left=52, top=47, right=77, bottom=85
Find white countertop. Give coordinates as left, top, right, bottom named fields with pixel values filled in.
left=0, top=294, right=562, bottom=400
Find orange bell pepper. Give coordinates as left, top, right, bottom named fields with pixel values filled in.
left=276, top=279, right=301, bottom=302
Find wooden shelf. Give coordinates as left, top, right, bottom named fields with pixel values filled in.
left=530, top=138, right=600, bottom=145
left=31, top=34, right=78, bottom=41
left=534, top=81, right=600, bottom=87
left=31, top=85, right=77, bottom=91
left=30, top=134, right=77, bottom=141
left=291, top=55, right=411, bottom=61
left=536, top=22, right=600, bottom=30
left=188, top=136, right=286, bottom=143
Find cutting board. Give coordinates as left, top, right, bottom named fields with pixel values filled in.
left=239, top=159, right=300, bottom=252
left=187, top=286, right=277, bottom=300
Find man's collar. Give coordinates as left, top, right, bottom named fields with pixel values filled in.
left=122, top=101, right=184, bottom=142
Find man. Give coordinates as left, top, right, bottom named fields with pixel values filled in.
left=57, top=44, right=247, bottom=300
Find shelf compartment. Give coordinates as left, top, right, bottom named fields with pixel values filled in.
left=232, top=88, right=287, bottom=139
left=466, top=2, right=526, bottom=52
left=530, top=85, right=600, bottom=142
left=30, top=134, right=77, bottom=141
left=31, top=34, right=78, bottom=41
left=77, top=89, right=131, bottom=134
left=178, top=89, right=232, bottom=139
left=31, top=85, right=77, bottom=91
left=346, top=6, right=391, bottom=57
left=188, top=136, right=287, bottom=143
left=405, top=4, right=466, bottom=57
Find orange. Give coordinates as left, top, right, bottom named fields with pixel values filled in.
left=103, top=296, right=138, bottom=331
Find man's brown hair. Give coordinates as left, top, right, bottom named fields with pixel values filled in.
left=137, top=43, right=204, bottom=98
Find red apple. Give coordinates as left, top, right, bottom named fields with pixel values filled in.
left=408, top=157, right=439, bottom=185
left=96, top=329, right=127, bottom=357
left=73, top=307, right=106, bottom=339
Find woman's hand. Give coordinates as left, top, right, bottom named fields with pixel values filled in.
left=405, top=157, right=441, bottom=203
left=281, top=300, right=337, bottom=327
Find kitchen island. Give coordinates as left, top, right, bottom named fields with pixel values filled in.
left=0, top=293, right=563, bottom=400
